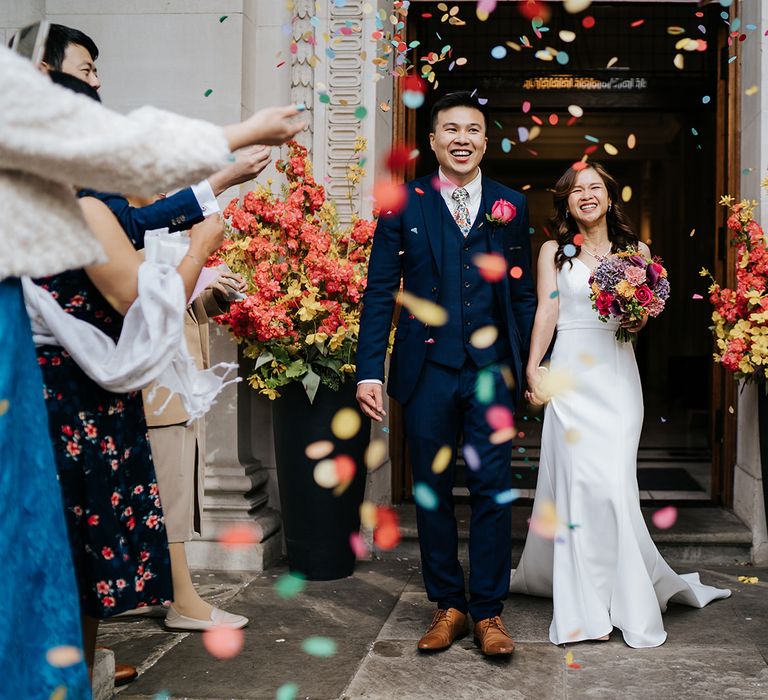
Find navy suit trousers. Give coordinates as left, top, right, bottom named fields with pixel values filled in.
left=403, top=358, right=515, bottom=621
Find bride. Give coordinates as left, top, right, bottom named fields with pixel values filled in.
left=509, top=162, right=730, bottom=648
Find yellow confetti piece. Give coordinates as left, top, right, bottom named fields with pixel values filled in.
left=746, top=85, right=759, bottom=96
left=470, top=326, right=499, bottom=349
left=456, top=57, right=468, bottom=66
left=331, top=408, right=362, bottom=440
left=627, top=133, right=636, bottom=149
left=565, top=650, right=574, bottom=666
left=314, top=459, right=339, bottom=488
left=432, top=445, right=452, bottom=474
left=604, top=143, right=618, bottom=156
left=529, top=125, right=541, bottom=141
left=606, top=56, right=618, bottom=69
left=728, top=405, right=735, bottom=414
left=49, top=687, right=67, bottom=700
left=559, top=30, right=577, bottom=43
left=305, top=440, right=334, bottom=460
left=738, top=576, right=759, bottom=584
left=399, top=290, right=448, bottom=327
left=667, top=26, right=686, bottom=35
left=360, top=501, right=377, bottom=529
left=673, top=53, right=684, bottom=70
left=563, top=0, right=592, bottom=13
left=46, top=646, right=83, bottom=668
left=564, top=428, right=581, bottom=444
left=490, top=426, right=517, bottom=444
left=0, top=399, right=8, bottom=416
left=579, top=353, right=595, bottom=366
left=530, top=500, right=560, bottom=539
left=365, top=439, right=388, bottom=471
left=689, top=228, right=696, bottom=237
left=534, top=367, right=575, bottom=403
left=621, top=185, right=633, bottom=202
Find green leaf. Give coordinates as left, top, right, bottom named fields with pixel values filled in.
left=285, top=359, right=307, bottom=379
left=255, top=351, right=275, bottom=370
left=302, top=367, right=321, bottom=403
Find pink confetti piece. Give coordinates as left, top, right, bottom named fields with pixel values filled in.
left=652, top=506, right=678, bottom=530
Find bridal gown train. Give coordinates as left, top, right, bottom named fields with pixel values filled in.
left=509, top=257, right=730, bottom=649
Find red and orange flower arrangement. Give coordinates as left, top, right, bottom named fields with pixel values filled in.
left=214, top=140, right=376, bottom=401
left=701, top=194, right=768, bottom=384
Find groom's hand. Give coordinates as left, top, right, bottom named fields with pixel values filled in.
left=356, top=382, right=386, bottom=422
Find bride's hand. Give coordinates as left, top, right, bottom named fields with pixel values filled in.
left=620, top=314, right=648, bottom=334
left=525, top=366, right=546, bottom=407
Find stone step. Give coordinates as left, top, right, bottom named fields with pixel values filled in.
left=386, top=504, right=752, bottom=566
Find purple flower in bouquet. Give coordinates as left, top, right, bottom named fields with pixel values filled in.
left=654, top=277, right=670, bottom=300
left=592, top=257, right=626, bottom=289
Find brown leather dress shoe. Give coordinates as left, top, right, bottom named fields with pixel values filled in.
left=114, top=663, right=138, bottom=687
left=473, top=616, right=515, bottom=656
left=417, top=608, right=468, bottom=652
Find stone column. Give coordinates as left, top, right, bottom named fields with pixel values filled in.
left=734, top=0, right=768, bottom=563
left=0, top=0, right=45, bottom=44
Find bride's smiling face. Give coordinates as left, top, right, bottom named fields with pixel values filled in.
left=567, top=168, right=611, bottom=226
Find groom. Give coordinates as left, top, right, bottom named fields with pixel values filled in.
left=356, top=91, right=536, bottom=656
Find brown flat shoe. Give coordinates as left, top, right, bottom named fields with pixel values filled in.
left=474, top=616, right=515, bottom=656
left=114, top=662, right=138, bottom=687
left=417, top=608, right=468, bottom=652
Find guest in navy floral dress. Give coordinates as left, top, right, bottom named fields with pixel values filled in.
left=35, top=267, right=172, bottom=618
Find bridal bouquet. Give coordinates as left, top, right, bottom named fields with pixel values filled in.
left=700, top=195, right=768, bottom=384
left=588, top=248, right=670, bottom=342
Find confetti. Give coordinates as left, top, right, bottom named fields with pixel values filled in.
left=463, top=444, right=481, bottom=470
left=277, top=683, right=299, bottom=700
left=413, top=482, right=439, bottom=510
left=475, top=369, right=495, bottom=404
left=673, top=53, right=684, bottom=70
left=606, top=56, right=618, bottom=69
left=692, top=293, right=704, bottom=300
left=432, top=445, right=452, bottom=474
left=702, top=96, right=711, bottom=104
left=563, top=243, right=577, bottom=257
left=582, top=16, right=596, bottom=29
left=559, top=30, right=577, bottom=43
left=549, top=290, right=560, bottom=299
left=510, top=266, right=523, bottom=279
left=470, top=325, right=499, bottom=349
left=399, top=290, right=448, bottom=326
left=568, top=105, right=584, bottom=118
left=564, top=428, right=581, bottom=444
left=473, top=252, right=508, bottom=282
left=274, top=572, right=306, bottom=599
left=219, top=15, right=229, bottom=22
left=630, top=19, right=645, bottom=28
left=373, top=180, right=408, bottom=213
left=534, top=367, right=574, bottom=402
left=46, top=646, right=83, bottom=668
left=738, top=576, right=759, bottom=584
left=494, top=488, right=521, bottom=505
left=349, top=532, right=369, bottom=559
left=374, top=506, right=400, bottom=549
left=564, top=0, right=592, bottom=12
left=302, top=636, right=337, bottom=657
left=305, top=440, right=334, bottom=460
left=491, top=45, right=507, bottom=59
left=489, top=427, right=516, bottom=444
left=501, top=138, right=512, bottom=153
left=360, top=501, right=377, bottom=529
left=331, top=408, right=362, bottom=440
left=652, top=505, right=678, bottom=530
left=203, top=626, right=245, bottom=659
left=746, top=85, right=759, bottom=96
left=365, top=439, right=387, bottom=471
left=219, top=523, right=261, bottom=548
left=204, top=89, right=213, bottom=97
left=627, top=133, right=637, bottom=149
left=354, top=106, right=368, bottom=119
left=530, top=501, right=560, bottom=539
left=50, top=688, right=67, bottom=700
left=314, top=459, right=339, bottom=488
left=486, top=404, right=514, bottom=430
left=604, top=143, right=618, bottom=156
left=334, top=454, right=356, bottom=484
left=621, top=186, right=633, bottom=202
left=0, top=399, right=8, bottom=416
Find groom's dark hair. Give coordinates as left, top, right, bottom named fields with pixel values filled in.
left=43, top=24, right=99, bottom=70
left=430, top=91, right=490, bottom=132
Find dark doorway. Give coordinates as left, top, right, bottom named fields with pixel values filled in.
left=391, top=1, right=735, bottom=505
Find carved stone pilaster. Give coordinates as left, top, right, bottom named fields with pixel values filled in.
left=292, top=0, right=316, bottom=152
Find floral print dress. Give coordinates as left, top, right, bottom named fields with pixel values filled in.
left=34, top=269, right=172, bottom=618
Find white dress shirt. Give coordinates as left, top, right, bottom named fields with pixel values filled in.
left=438, top=167, right=483, bottom=231
left=190, top=179, right=221, bottom=217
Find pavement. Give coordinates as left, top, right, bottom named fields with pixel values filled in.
left=98, top=557, right=768, bottom=700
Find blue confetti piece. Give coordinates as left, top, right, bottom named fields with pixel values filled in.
left=463, top=444, right=481, bottom=471
left=382, top=426, right=390, bottom=433
left=311, top=16, right=321, bottom=27
left=691, top=127, right=699, bottom=136
left=584, top=135, right=600, bottom=143
left=491, top=45, right=507, bottom=60
left=549, top=290, right=560, bottom=299
left=556, top=51, right=569, bottom=65
left=413, top=482, right=439, bottom=511
left=402, top=91, right=425, bottom=109
left=746, top=23, right=757, bottom=31
left=494, top=488, right=521, bottom=505
left=277, top=683, right=299, bottom=700
left=501, top=138, right=512, bottom=153
left=702, top=95, right=711, bottom=104
left=302, top=636, right=337, bottom=657
left=563, top=243, right=577, bottom=257
left=728, top=55, right=737, bottom=63
left=326, top=47, right=336, bottom=59
left=731, top=17, right=741, bottom=31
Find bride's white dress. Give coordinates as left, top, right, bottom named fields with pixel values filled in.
left=509, top=257, right=730, bottom=648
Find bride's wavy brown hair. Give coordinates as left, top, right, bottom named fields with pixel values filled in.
left=551, top=162, right=638, bottom=270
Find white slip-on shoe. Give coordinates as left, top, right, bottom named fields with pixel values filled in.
left=164, top=604, right=249, bottom=631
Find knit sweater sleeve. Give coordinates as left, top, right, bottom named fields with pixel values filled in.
left=0, top=47, right=229, bottom=197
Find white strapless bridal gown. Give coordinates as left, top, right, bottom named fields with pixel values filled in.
left=509, top=257, right=730, bottom=648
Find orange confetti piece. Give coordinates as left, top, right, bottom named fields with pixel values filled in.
left=510, top=266, right=523, bottom=279
left=203, top=626, right=245, bottom=659
left=219, top=523, right=262, bottom=548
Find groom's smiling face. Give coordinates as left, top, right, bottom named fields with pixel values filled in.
left=429, top=106, right=487, bottom=186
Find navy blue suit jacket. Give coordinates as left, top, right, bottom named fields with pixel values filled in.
left=79, top=188, right=204, bottom=249
left=356, top=173, right=537, bottom=405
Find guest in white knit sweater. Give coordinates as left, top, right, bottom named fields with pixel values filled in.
left=0, top=43, right=304, bottom=696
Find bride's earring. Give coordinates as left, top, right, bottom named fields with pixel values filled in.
left=565, top=210, right=569, bottom=219
left=608, top=202, right=613, bottom=212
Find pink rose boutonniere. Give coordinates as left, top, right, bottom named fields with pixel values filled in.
left=487, top=198, right=517, bottom=226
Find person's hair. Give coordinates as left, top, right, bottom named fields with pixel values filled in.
left=430, top=91, right=490, bottom=132
left=43, top=24, right=99, bottom=70
left=551, top=162, right=638, bottom=270
left=49, top=70, right=101, bottom=102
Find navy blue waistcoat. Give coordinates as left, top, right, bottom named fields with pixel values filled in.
left=426, top=203, right=511, bottom=369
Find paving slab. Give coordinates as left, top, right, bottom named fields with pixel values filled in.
left=340, top=640, right=566, bottom=700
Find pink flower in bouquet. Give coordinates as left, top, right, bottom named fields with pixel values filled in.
left=488, top=198, right=516, bottom=225
left=634, top=285, right=653, bottom=306
left=646, top=296, right=666, bottom=317
left=624, top=266, right=647, bottom=286
left=595, top=291, right=615, bottom=315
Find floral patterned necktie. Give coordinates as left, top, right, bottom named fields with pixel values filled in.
left=451, top=187, right=471, bottom=237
